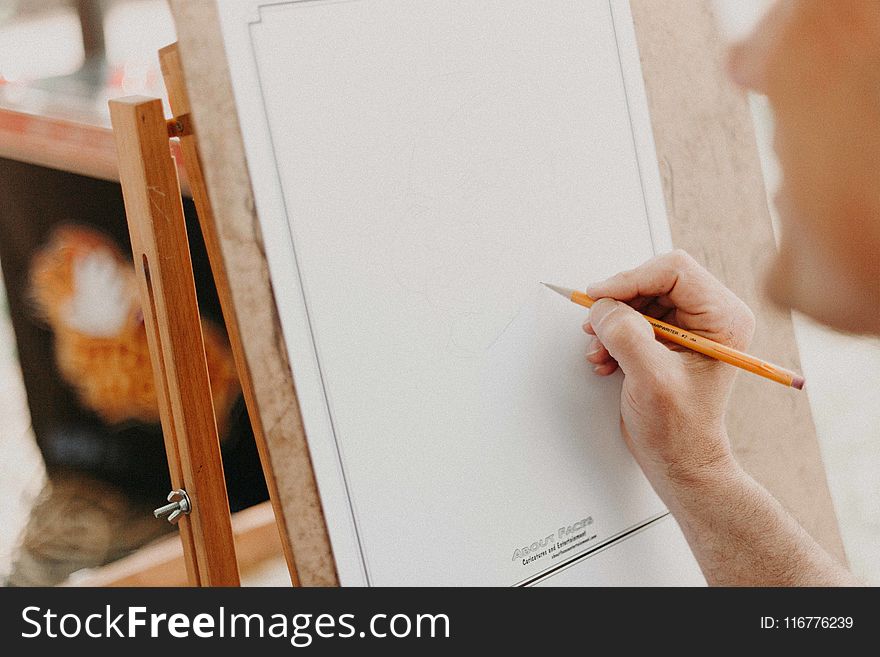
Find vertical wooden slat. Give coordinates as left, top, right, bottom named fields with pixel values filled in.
left=109, top=96, right=240, bottom=586
left=168, top=0, right=339, bottom=586
left=158, top=43, right=298, bottom=586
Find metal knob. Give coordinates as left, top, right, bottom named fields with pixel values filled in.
left=153, top=489, right=192, bottom=524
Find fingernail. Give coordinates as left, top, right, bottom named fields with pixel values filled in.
left=585, top=281, right=604, bottom=296
left=582, top=319, right=591, bottom=332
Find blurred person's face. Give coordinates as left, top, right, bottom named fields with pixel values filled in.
left=728, top=0, right=880, bottom=334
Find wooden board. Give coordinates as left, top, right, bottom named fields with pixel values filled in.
left=0, top=107, right=191, bottom=194
left=170, top=1, right=338, bottom=585
left=158, top=42, right=298, bottom=585
left=167, top=0, right=845, bottom=584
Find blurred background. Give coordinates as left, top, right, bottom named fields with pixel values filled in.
left=0, top=0, right=284, bottom=586
left=713, top=0, right=880, bottom=584
left=0, top=0, right=877, bottom=586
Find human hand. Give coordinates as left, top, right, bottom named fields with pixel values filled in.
left=583, top=250, right=755, bottom=498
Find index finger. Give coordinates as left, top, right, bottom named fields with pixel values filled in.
left=586, top=249, right=724, bottom=312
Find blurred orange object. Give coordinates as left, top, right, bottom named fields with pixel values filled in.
left=28, top=224, right=240, bottom=432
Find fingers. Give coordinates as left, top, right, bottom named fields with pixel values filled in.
left=588, top=298, right=672, bottom=379
left=586, top=249, right=756, bottom=350
left=583, top=331, right=619, bottom=376
left=585, top=335, right=610, bottom=364
left=587, top=249, right=719, bottom=310
left=593, top=360, right=619, bottom=376
left=583, top=322, right=620, bottom=375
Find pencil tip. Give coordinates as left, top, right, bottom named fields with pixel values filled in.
left=541, top=282, right=576, bottom=299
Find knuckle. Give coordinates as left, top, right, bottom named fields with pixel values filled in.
left=669, top=248, right=694, bottom=269
left=653, top=250, right=698, bottom=284
left=600, top=314, right=629, bottom=347
left=617, top=269, right=637, bottom=286
left=605, top=314, right=651, bottom=354
left=657, top=266, right=680, bottom=285
left=740, top=304, right=757, bottom=340
left=725, top=297, right=756, bottom=347
left=604, top=269, right=637, bottom=294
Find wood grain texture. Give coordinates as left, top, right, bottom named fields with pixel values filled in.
left=0, top=108, right=191, bottom=193
left=159, top=42, right=299, bottom=586
left=168, top=0, right=339, bottom=586
left=168, top=0, right=845, bottom=583
left=630, top=0, right=845, bottom=560
left=109, top=96, right=240, bottom=585
left=0, top=109, right=117, bottom=183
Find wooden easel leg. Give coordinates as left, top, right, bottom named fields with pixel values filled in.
left=159, top=43, right=300, bottom=585
left=109, top=96, right=240, bottom=586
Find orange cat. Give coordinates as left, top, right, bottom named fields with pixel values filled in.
left=29, top=225, right=239, bottom=433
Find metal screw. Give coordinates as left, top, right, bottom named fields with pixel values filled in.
left=153, top=489, right=192, bottom=524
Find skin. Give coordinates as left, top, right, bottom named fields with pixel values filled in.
left=583, top=1, right=880, bottom=585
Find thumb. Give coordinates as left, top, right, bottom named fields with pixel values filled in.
left=589, top=298, right=670, bottom=378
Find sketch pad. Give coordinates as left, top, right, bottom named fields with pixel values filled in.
left=216, top=0, right=705, bottom=585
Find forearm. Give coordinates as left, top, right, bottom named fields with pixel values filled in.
left=657, top=441, right=857, bottom=586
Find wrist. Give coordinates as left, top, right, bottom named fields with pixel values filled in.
left=659, top=431, right=743, bottom=507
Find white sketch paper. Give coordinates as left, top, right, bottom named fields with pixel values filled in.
left=216, top=0, right=705, bottom=585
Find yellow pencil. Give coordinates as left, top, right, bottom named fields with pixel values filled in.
left=542, top=282, right=805, bottom=390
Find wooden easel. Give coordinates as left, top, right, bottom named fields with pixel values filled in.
left=107, top=44, right=297, bottom=586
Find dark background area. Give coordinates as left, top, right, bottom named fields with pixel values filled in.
left=0, top=157, right=267, bottom=511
